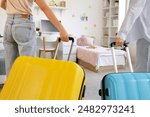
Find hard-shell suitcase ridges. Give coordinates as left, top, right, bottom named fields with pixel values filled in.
left=102, top=73, right=150, bottom=100
left=0, top=56, right=85, bottom=100
left=99, top=42, right=150, bottom=100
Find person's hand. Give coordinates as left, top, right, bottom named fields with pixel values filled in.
left=115, top=37, right=124, bottom=46
left=59, top=29, right=69, bottom=42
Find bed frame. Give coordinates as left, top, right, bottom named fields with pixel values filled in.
left=76, top=58, right=125, bottom=72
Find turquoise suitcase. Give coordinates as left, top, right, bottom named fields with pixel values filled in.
left=99, top=42, right=150, bottom=100
left=100, top=73, right=150, bottom=100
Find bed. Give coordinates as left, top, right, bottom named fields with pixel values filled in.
left=76, top=45, right=126, bottom=72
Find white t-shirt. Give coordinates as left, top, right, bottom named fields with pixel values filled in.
left=117, top=0, right=150, bottom=43
left=6, top=0, right=34, bottom=15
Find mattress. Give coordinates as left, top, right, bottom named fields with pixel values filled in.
left=77, top=46, right=126, bottom=68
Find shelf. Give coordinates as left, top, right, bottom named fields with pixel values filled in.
left=49, top=6, right=67, bottom=10
left=110, top=5, right=119, bottom=9
left=103, top=7, right=109, bottom=10
left=103, top=27, right=109, bottom=28
left=103, top=36, right=117, bottom=38
left=34, top=4, right=67, bottom=16
left=34, top=4, right=67, bottom=10
left=103, top=16, right=109, bottom=18
left=111, top=15, right=118, bottom=18
left=102, top=0, right=120, bottom=47
left=103, top=36, right=109, bottom=38
left=109, top=26, right=118, bottom=28
left=109, top=36, right=117, bottom=38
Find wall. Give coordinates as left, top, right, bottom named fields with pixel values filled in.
left=62, top=0, right=102, bottom=45
left=0, top=1, right=102, bottom=44
left=118, top=0, right=126, bottom=30
left=34, top=0, right=103, bottom=45
left=0, top=8, right=7, bottom=36
left=0, top=0, right=136, bottom=63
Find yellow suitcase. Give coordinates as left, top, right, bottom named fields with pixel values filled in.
left=0, top=56, right=85, bottom=100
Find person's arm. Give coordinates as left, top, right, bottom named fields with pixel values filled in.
left=35, top=0, right=69, bottom=42
left=0, top=0, right=7, bottom=10
left=116, top=0, right=146, bottom=46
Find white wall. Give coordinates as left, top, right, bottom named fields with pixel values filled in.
left=61, top=0, right=102, bottom=45
left=118, top=0, right=126, bottom=30
left=0, top=0, right=103, bottom=45
left=34, top=0, right=103, bottom=45
left=0, top=8, right=7, bottom=35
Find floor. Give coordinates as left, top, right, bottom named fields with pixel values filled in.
left=83, top=66, right=128, bottom=100
left=0, top=65, right=128, bottom=100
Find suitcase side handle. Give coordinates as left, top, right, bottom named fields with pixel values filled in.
left=54, top=37, right=74, bottom=61
left=110, top=42, right=133, bottom=73
left=99, top=88, right=109, bottom=97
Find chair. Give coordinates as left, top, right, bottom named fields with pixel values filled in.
left=38, top=20, right=59, bottom=58
left=38, top=35, right=59, bottom=58
left=0, top=56, right=85, bottom=100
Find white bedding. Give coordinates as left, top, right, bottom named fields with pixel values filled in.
left=77, top=46, right=126, bottom=68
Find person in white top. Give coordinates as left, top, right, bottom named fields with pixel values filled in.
left=115, top=0, right=150, bottom=72
left=0, top=0, right=69, bottom=75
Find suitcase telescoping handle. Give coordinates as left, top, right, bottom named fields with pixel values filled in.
left=110, top=42, right=133, bottom=73
left=54, top=37, right=74, bottom=61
